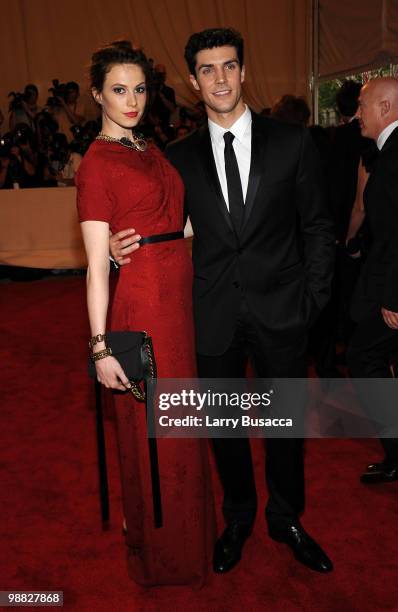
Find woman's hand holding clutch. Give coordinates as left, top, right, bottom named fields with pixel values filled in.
left=95, top=355, right=130, bottom=391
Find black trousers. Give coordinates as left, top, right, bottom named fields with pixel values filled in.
left=347, top=311, right=398, bottom=464
left=196, top=299, right=307, bottom=530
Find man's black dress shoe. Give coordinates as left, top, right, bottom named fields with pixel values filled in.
left=213, top=522, right=252, bottom=573
left=360, top=461, right=398, bottom=483
left=269, top=523, right=333, bottom=573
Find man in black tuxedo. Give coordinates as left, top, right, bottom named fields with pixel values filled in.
left=348, top=77, right=398, bottom=483
left=111, top=28, right=334, bottom=573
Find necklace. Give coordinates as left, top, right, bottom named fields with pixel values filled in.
left=96, top=132, right=147, bottom=151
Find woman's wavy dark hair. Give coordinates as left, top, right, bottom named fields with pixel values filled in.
left=90, top=40, right=151, bottom=92
left=336, top=80, right=362, bottom=118
left=184, top=28, right=244, bottom=75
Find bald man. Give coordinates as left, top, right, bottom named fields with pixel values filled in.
left=348, top=77, right=398, bottom=483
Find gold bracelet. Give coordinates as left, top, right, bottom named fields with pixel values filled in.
left=89, top=333, right=106, bottom=349
left=90, top=347, right=113, bottom=362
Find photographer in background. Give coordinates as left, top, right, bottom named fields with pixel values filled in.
left=9, top=84, right=41, bottom=132
left=148, top=63, right=176, bottom=142
left=151, top=64, right=176, bottom=123
left=36, top=110, right=59, bottom=152
left=69, top=120, right=100, bottom=156
left=0, top=124, right=38, bottom=189
left=49, top=81, right=85, bottom=142
left=144, top=110, right=172, bottom=149
left=38, top=120, right=97, bottom=186
left=56, top=140, right=83, bottom=186
left=40, top=132, right=69, bottom=186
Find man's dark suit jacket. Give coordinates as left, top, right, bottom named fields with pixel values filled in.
left=166, top=112, right=335, bottom=356
left=351, top=125, right=398, bottom=322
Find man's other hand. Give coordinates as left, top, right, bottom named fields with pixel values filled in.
left=109, top=228, right=141, bottom=265
left=382, top=307, right=398, bottom=330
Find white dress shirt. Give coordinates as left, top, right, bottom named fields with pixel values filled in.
left=208, top=105, right=252, bottom=210
left=376, top=119, right=398, bottom=150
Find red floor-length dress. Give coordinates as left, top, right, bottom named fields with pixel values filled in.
left=76, top=139, right=215, bottom=587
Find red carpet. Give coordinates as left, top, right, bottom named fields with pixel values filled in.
left=1, top=276, right=398, bottom=611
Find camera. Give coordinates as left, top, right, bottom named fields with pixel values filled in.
left=0, top=125, right=33, bottom=161
left=47, top=79, right=68, bottom=107
left=12, top=125, right=31, bottom=147
left=0, top=134, right=12, bottom=159
left=36, top=109, right=59, bottom=134
left=47, top=133, right=69, bottom=175
left=69, top=121, right=99, bottom=156
left=47, top=79, right=80, bottom=108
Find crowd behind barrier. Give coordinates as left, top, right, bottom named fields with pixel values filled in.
left=0, top=62, right=207, bottom=190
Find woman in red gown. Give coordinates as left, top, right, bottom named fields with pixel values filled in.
left=76, top=41, right=215, bottom=587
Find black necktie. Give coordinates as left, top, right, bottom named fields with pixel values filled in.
left=223, top=131, right=244, bottom=232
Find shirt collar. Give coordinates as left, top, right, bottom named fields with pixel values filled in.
left=376, top=120, right=398, bottom=150
left=208, top=105, right=252, bottom=145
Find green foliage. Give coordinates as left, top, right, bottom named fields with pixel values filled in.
left=318, top=65, right=395, bottom=116
left=318, top=80, right=341, bottom=113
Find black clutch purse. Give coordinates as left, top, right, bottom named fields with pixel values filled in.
left=88, top=330, right=162, bottom=528
left=88, top=331, right=157, bottom=401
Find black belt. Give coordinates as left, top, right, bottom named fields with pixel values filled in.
left=138, top=231, right=184, bottom=247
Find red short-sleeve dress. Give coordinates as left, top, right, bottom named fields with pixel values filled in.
left=76, top=140, right=215, bottom=587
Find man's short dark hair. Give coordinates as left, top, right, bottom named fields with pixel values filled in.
left=336, top=80, right=362, bottom=117
left=184, top=28, right=244, bottom=75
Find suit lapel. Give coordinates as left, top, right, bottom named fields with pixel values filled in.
left=197, top=125, right=233, bottom=231
left=242, top=112, right=267, bottom=232
left=195, top=114, right=268, bottom=235
left=380, top=124, right=398, bottom=154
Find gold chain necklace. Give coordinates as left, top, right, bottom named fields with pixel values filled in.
left=96, top=131, right=147, bottom=152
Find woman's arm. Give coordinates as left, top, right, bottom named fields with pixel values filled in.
left=346, top=159, right=368, bottom=246
left=59, top=98, right=85, bottom=125
left=80, top=220, right=129, bottom=390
